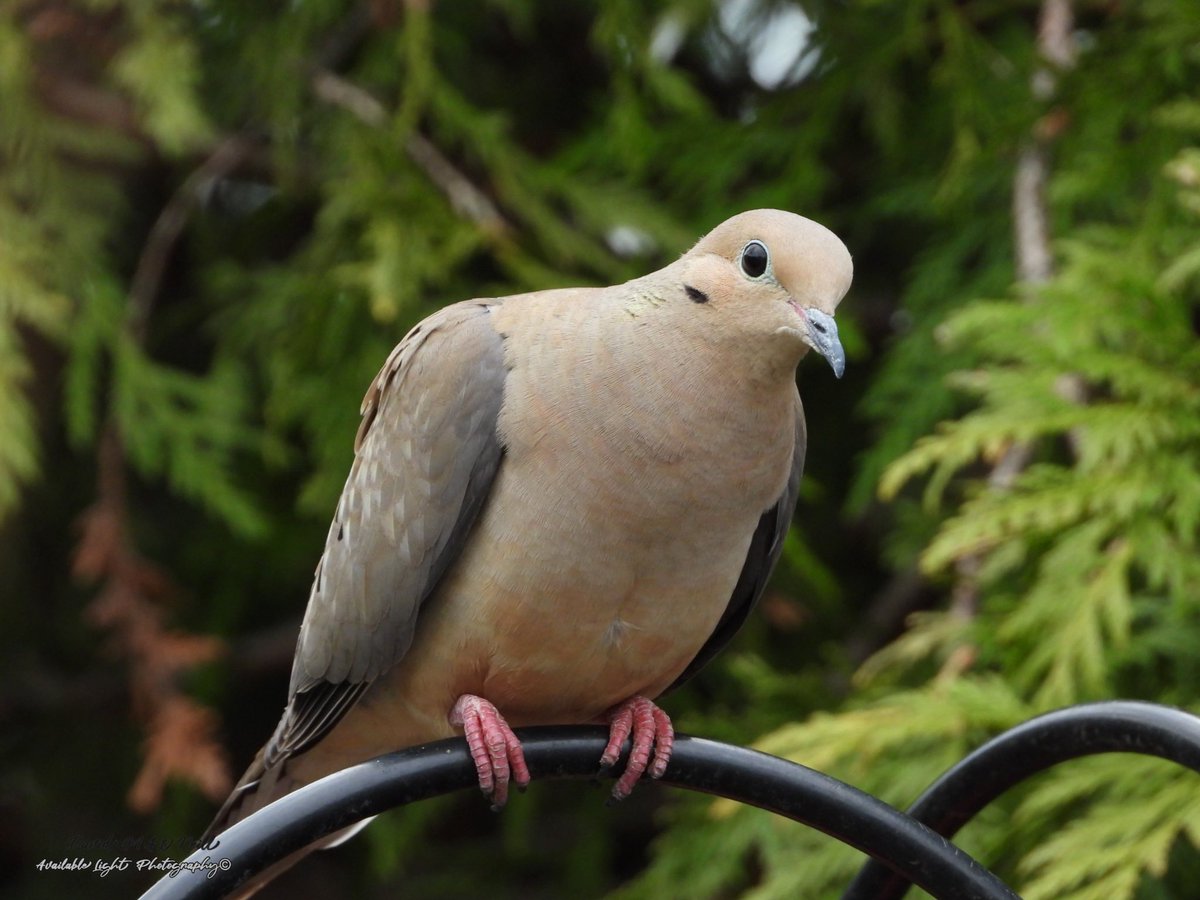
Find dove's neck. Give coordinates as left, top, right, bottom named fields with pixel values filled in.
left=590, top=284, right=797, bottom=483
left=619, top=269, right=807, bottom=388
left=495, top=282, right=798, bottom=521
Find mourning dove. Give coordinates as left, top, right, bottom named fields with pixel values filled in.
left=202, top=209, right=851, bottom=892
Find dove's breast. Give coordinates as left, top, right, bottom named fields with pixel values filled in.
left=357, top=289, right=798, bottom=737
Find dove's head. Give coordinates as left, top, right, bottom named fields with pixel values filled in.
left=680, top=209, right=852, bottom=379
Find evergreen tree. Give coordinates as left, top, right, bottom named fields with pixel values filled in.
left=3, top=1, right=1198, bottom=897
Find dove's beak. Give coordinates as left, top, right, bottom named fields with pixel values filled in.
left=794, top=306, right=845, bottom=379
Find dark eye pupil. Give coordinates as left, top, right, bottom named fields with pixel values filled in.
left=741, top=241, right=768, bottom=278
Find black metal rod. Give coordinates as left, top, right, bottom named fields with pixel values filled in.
left=141, top=727, right=1017, bottom=900
left=843, top=701, right=1200, bottom=900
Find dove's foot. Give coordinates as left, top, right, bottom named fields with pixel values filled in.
left=450, top=694, right=531, bottom=809
left=600, top=695, right=674, bottom=801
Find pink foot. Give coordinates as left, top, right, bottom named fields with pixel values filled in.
left=449, top=694, right=531, bottom=809
left=600, top=695, right=674, bottom=801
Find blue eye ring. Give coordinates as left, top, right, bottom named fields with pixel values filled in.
left=740, top=240, right=769, bottom=279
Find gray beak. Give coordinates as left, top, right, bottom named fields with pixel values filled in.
left=804, top=308, right=845, bottom=379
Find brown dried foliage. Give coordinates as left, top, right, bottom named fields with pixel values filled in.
left=73, top=430, right=232, bottom=814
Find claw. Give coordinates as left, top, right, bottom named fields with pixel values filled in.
left=449, top=694, right=531, bottom=809
left=600, top=695, right=674, bottom=801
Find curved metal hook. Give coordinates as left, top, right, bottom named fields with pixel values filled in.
left=844, top=701, right=1200, bottom=900
left=141, top=727, right=1017, bottom=900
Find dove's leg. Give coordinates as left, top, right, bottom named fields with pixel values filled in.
left=600, top=695, right=675, bottom=800
left=450, top=694, right=531, bottom=809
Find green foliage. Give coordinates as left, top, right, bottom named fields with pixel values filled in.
left=1014, top=757, right=1200, bottom=900
left=6, top=1, right=1200, bottom=899
left=0, top=12, right=94, bottom=521
left=621, top=687, right=1034, bottom=900
left=879, top=193, right=1200, bottom=710
left=0, top=317, right=42, bottom=516
left=628, top=3, right=1200, bottom=899
left=112, top=7, right=213, bottom=152
left=827, top=143, right=1200, bottom=894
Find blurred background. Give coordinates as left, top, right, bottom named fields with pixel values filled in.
left=3, top=1, right=1200, bottom=897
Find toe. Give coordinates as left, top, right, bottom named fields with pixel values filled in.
left=600, top=705, right=633, bottom=769
left=602, top=696, right=674, bottom=801
left=450, top=694, right=528, bottom=808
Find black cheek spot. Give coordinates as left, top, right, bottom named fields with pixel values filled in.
left=685, top=284, right=710, bottom=304
left=337, top=524, right=344, bottom=541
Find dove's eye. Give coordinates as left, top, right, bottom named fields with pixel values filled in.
left=740, top=240, right=769, bottom=279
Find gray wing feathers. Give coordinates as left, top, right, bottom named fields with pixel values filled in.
left=665, top=392, right=807, bottom=693
left=291, top=300, right=506, bottom=694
